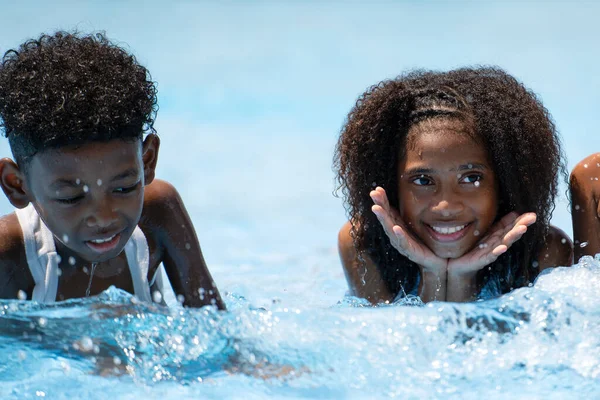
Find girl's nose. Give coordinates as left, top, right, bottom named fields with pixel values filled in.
left=430, top=197, right=464, bottom=217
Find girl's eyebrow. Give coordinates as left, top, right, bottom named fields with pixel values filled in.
left=403, top=163, right=488, bottom=176
left=454, top=163, right=488, bottom=171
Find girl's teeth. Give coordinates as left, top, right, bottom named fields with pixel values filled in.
left=90, top=235, right=115, bottom=244
left=431, top=224, right=466, bottom=234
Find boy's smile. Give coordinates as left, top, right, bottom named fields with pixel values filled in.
left=397, top=119, right=499, bottom=259
left=22, top=138, right=150, bottom=264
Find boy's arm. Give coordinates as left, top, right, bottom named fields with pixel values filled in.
left=142, top=180, right=225, bottom=310
left=338, top=221, right=393, bottom=304
left=570, top=154, right=600, bottom=262
left=0, top=214, right=34, bottom=299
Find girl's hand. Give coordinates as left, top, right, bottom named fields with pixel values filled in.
left=447, top=211, right=537, bottom=275
left=370, top=187, right=447, bottom=273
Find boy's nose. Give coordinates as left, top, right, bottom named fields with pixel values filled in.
left=86, top=206, right=118, bottom=228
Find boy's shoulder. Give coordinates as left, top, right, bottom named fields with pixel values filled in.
left=538, top=224, right=573, bottom=270
left=0, top=211, right=33, bottom=298
left=139, top=179, right=190, bottom=237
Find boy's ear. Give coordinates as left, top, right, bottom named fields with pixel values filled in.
left=0, top=158, right=30, bottom=208
left=142, top=134, right=160, bottom=185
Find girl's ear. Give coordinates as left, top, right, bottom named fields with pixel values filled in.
left=141, top=134, right=160, bottom=186
left=0, top=158, right=30, bottom=208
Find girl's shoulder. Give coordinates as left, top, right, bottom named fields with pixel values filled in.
left=537, top=225, right=573, bottom=271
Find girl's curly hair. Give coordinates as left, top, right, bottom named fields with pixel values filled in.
left=0, top=31, right=158, bottom=166
left=334, top=67, right=566, bottom=297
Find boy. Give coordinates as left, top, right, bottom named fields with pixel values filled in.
left=0, top=31, right=224, bottom=309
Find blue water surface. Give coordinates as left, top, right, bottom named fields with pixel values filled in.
left=1, top=253, right=599, bottom=400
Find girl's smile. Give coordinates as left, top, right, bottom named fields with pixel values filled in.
left=397, top=118, right=499, bottom=259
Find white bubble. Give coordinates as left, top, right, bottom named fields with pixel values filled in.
left=478, top=243, right=488, bottom=249
left=57, top=268, right=62, bottom=277
left=68, top=256, right=76, bottom=266
left=79, top=336, right=94, bottom=352
left=62, top=234, right=69, bottom=243
left=198, top=287, right=205, bottom=300
left=56, top=255, right=62, bottom=263
left=35, top=391, right=46, bottom=397
left=474, top=230, right=480, bottom=236
left=76, top=178, right=81, bottom=185
left=468, top=164, right=473, bottom=169
left=575, top=205, right=580, bottom=210
left=561, top=238, right=567, bottom=244
left=580, top=242, right=589, bottom=248
left=152, top=290, right=163, bottom=303
left=113, top=356, right=122, bottom=365
left=97, top=179, right=102, bottom=186
left=82, top=266, right=88, bottom=274
left=17, top=350, right=26, bottom=361
left=185, top=242, right=191, bottom=250
left=83, top=185, right=89, bottom=193
left=176, top=294, right=185, bottom=304
left=17, top=290, right=27, bottom=300
left=38, top=317, right=47, bottom=328
left=474, top=181, right=480, bottom=187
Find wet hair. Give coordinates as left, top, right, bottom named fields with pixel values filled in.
left=0, top=31, right=157, bottom=170
left=334, top=67, right=566, bottom=297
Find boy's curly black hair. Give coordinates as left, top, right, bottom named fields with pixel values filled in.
left=0, top=31, right=158, bottom=168
left=334, top=67, right=566, bottom=297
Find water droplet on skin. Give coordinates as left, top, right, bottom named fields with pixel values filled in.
left=580, top=242, right=589, bottom=248
left=97, top=179, right=102, bottom=186
left=185, top=243, right=191, bottom=250
left=584, top=164, right=588, bottom=168
left=82, top=266, right=88, bottom=274
left=474, top=181, right=480, bottom=187
left=56, top=255, right=62, bottom=263
left=474, top=230, right=480, bottom=236
left=17, top=290, right=27, bottom=300
left=575, top=205, right=581, bottom=210
left=79, top=336, right=94, bottom=352
left=468, top=164, right=473, bottom=169
left=176, top=294, right=185, bottom=304
left=152, top=290, right=163, bottom=303
left=62, top=234, right=69, bottom=243
left=198, top=288, right=205, bottom=300
left=76, top=178, right=81, bottom=185
left=561, top=238, right=567, bottom=244
left=478, top=243, right=488, bottom=249
left=38, top=317, right=47, bottom=328
left=83, top=185, right=89, bottom=193
left=68, top=256, right=76, bottom=266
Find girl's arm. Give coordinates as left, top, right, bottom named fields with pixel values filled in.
left=142, top=179, right=225, bottom=309
left=570, top=153, right=600, bottom=262
left=338, top=221, right=393, bottom=304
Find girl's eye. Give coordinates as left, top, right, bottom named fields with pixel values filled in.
left=460, top=174, right=482, bottom=184
left=412, top=175, right=432, bottom=186
left=56, top=195, right=84, bottom=205
left=114, top=182, right=140, bottom=194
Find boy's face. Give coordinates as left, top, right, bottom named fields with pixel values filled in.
left=22, top=137, right=156, bottom=263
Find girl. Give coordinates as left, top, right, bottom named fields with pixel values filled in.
left=334, top=67, right=573, bottom=304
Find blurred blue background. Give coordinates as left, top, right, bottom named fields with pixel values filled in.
left=0, top=1, right=598, bottom=279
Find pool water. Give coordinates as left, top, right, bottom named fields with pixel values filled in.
left=1, top=253, right=599, bottom=399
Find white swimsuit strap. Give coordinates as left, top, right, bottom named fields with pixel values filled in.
left=15, top=204, right=60, bottom=303
left=123, top=226, right=152, bottom=303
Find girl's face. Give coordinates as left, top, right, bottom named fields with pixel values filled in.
left=397, top=119, right=498, bottom=259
